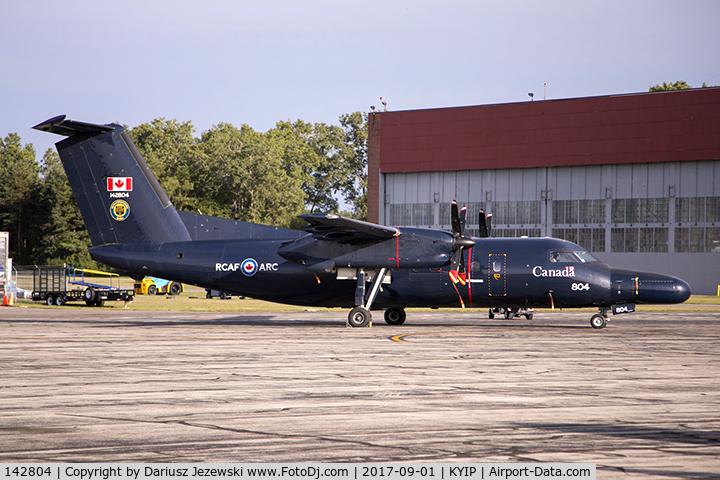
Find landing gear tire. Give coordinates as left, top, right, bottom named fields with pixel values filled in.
left=591, top=314, right=607, bottom=329
left=525, top=313, right=534, bottom=320
left=384, top=307, right=406, bottom=325
left=348, top=306, right=372, bottom=328
left=504, top=309, right=512, bottom=319
left=488, top=308, right=495, bottom=319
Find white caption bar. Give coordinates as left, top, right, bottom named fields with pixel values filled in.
left=1, top=464, right=595, bottom=480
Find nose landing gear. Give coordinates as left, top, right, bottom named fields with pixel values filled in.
left=591, top=308, right=610, bottom=329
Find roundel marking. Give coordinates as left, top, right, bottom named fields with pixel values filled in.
left=109, top=200, right=130, bottom=221
left=241, top=258, right=258, bottom=276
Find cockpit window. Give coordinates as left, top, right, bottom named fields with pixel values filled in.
left=574, top=250, right=598, bottom=263
left=549, top=251, right=578, bottom=262
left=549, top=250, right=599, bottom=263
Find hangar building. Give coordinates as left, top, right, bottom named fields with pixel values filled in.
left=367, top=88, right=720, bottom=295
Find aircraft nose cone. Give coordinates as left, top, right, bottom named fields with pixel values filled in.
left=668, top=276, right=692, bottom=303
left=636, top=274, right=692, bottom=304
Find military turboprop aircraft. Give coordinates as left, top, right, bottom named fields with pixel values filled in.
left=33, top=115, right=692, bottom=328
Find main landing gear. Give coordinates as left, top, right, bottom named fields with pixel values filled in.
left=384, top=307, right=406, bottom=325
left=347, top=267, right=388, bottom=328
left=350, top=306, right=407, bottom=327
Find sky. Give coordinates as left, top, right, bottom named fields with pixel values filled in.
left=2, top=0, right=719, bottom=161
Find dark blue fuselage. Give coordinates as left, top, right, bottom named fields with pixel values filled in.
left=90, top=236, right=690, bottom=310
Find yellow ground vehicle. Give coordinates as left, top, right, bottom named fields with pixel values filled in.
left=134, top=277, right=183, bottom=295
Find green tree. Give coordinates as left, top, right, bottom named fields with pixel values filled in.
left=337, top=112, right=368, bottom=219
left=0, top=133, right=41, bottom=263
left=269, top=111, right=368, bottom=219
left=271, top=119, right=346, bottom=214
left=197, top=123, right=305, bottom=227
left=36, top=149, right=95, bottom=267
left=129, top=118, right=201, bottom=212
left=649, top=80, right=693, bottom=92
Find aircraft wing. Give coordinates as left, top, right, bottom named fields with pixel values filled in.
left=298, top=213, right=399, bottom=242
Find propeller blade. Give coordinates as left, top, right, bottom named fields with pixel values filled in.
left=478, top=210, right=487, bottom=238
left=448, top=269, right=466, bottom=285
left=448, top=201, right=475, bottom=284
left=451, top=200, right=461, bottom=237
left=486, top=213, right=493, bottom=236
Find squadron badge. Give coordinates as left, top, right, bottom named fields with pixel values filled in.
left=109, top=200, right=130, bottom=221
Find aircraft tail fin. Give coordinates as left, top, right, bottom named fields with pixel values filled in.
left=33, top=115, right=191, bottom=246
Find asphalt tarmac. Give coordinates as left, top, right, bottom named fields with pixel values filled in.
left=1, top=306, right=718, bottom=478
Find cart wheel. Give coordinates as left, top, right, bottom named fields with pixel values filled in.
left=169, top=282, right=182, bottom=295
left=84, top=287, right=96, bottom=302
left=54, top=295, right=65, bottom=306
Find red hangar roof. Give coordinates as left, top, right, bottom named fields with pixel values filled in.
left=375, top=88, right=720, bottom=173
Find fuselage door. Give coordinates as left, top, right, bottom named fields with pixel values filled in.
left=488, top=253, right=507, bottom=297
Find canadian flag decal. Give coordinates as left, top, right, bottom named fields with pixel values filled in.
left=107, top=177, right=133, bottom=191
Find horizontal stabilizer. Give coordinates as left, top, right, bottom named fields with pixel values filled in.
left=33, top=115, right=114, bottom=137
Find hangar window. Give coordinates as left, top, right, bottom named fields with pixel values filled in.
left=675, top=227, right=720, bottom=253
left=612, top=198, right=668, bottom=224
left=707, top=227, right=720, bottom=253
left=390, top=203, right=433, bottom=226
left=487, top=228, right=541, bottom=238
left=676, top=197, right=720, bottom=223
left=612, top=227, right=669, bottom=253
left=552, top=228, right=605, bottom=252
left=492, top=200, right=541, bottom=225
left=611, top=227, right=638, bottom=252
left=707, top=198, right=720, bottom=223
left=639, top=228, right=668, bottom=253
left=553, top=199, right=605, bottom=224
left=440, top=201, right=540, bottom=228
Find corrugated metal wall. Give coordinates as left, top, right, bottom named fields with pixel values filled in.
left=381, top=160, right=720, bottom=294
